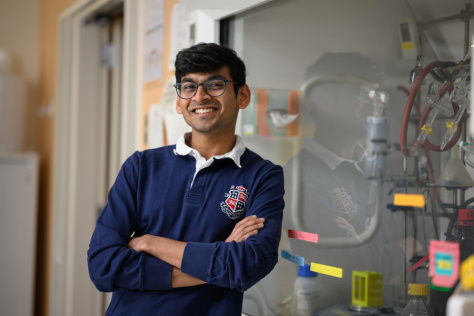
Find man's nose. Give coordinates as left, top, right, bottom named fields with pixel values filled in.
left=192, top=84, right=210, bottom=101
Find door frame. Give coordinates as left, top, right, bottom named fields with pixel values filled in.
left=52, top=0, right=143, bottom=315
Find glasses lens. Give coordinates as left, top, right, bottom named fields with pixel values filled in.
left=177, top=82, right=198, bottom=99
left=204, top=79, right=226, bottom=97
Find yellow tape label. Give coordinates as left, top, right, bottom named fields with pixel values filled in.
left=402, top=42, right=414, bottom=51
left=393, top=193, right=425, bottom=208
left=310, top=262, right=343, bottom=278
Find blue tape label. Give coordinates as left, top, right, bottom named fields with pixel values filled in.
left=281, top=250, right=304, bottom=266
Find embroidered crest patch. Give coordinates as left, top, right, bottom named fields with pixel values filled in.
left=220, top=185, right=249, bottom=219
left=332, top=187, right=358, bottom=219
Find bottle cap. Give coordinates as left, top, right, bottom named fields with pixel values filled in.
left=298, top=264, right=317, bottom=277
left=458, top=209, right=474, bottom=226
left=408, top=283, right=429, bottom=296
left=460, top=254, right=474, bottom=291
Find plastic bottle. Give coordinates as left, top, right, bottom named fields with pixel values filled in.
left=447, top=254, right=474, bottom=316
left=400, top=283, right=434, bottom=316
left=294, top=264, right=321, bottom=316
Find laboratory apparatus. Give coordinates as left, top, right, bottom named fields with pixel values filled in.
left=232, top=2, right=474, bottom=316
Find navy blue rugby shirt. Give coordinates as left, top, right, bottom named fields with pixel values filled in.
left=87, top=135, right=285, bottom=316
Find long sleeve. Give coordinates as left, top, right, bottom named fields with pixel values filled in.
left=87, top=153, right=173, bottom=292
left=180, top=164, right=285, bottom=292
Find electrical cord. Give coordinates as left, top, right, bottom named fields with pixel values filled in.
left=428, top=190, right=440, bottom=240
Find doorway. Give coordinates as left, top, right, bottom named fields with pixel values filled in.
left=52, top=0, right=142, bottom=315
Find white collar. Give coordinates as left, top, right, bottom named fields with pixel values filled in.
left=303, top=137, right=365, bottom=173
left=174, top=133, right=246, bottom=168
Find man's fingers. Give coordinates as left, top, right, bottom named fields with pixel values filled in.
left=225, top=215, right=265, bottom=243
left=242, top=229, right=259, bottom=241
left=235, top=220, right=264, bottom=235
left=236, top=229, right=259, bottom=242
left=235, top=216, right=265, bottom=229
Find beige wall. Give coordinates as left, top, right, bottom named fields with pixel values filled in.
left=36, top=0, right=77, bottom=315
left=0, top=0, right=40, bottom=150
left=0, top=0, right=44, bottom=314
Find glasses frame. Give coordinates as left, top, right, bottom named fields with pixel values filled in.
left=173, top=79, right=240, bottom=99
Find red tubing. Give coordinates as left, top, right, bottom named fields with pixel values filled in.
left=419, top=60, right=467, bottom=151
left=398, top=85, right=448, bottom=213
left=400, top=60, right=442, bottom=157
left=400, top=60, right=465, bottom=156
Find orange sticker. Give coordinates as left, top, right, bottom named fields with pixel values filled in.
left=393, top=193, right=425, bottom=208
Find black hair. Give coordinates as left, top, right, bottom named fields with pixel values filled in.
left=175, top=43, right=246, bottom=97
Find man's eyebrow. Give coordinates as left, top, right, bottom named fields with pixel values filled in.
left=181, top=74, right=228, bottom=82
left=181, top=77, right=195, bottom=82
left=207, top=74, right=227, bottom=80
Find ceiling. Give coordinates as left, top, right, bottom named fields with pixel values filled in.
left=179, top=0, right=474, bottom=62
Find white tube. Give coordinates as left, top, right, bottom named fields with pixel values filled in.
left=291, top=76, right=384, bottom=247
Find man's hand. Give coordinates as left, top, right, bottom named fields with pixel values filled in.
left=128, top=234, right=158, bottom=253
left=334, top=216, right=361, bottom=242
left=225, top=215, right=265, bottom=242
left=128, top=236, right=206, bottom=288
left=128, top=235, right=186, bottom=269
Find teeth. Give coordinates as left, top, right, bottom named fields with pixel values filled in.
left=195, top=108, right=214, bottom=114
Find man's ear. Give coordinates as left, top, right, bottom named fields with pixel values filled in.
left=237, top=84, right=251, bottom=110
left=176, top=97, right=182, bottom=114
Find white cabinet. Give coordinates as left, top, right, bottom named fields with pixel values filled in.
left=0, top=153, right=39, bottom=316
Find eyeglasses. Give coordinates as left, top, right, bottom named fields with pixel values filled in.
left=173, top=79, right=239, bottom=99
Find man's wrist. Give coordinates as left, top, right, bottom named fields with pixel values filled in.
left=145, top=236, right=157, bottom=253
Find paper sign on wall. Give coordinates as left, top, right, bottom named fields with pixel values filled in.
left=144, top=0, right=164, bottom=83
left=429, top=240, right=460, bottom=288
left=147, top=104, right=164, bottom=148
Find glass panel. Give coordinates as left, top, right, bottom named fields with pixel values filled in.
left=233, top=1, right=474, bottom=315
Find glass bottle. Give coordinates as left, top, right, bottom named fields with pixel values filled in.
left=401, top=283, right=434, bottom=316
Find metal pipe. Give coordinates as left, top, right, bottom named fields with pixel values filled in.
left=418, top=9, right=474, bottom=28
left=463, top=3, right=471, bottom=57
left=403, top=156, right=408, bottom=285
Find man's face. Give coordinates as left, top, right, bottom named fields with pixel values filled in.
left=175, top=66, right=250, bottom=137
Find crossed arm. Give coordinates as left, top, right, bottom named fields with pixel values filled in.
left=127, top=215, right=266, bottom=288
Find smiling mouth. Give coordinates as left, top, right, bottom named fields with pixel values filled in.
left=194, top=108, right=216, bottom=114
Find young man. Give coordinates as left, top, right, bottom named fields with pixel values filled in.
left=87, top=43, right=285, bottom=315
